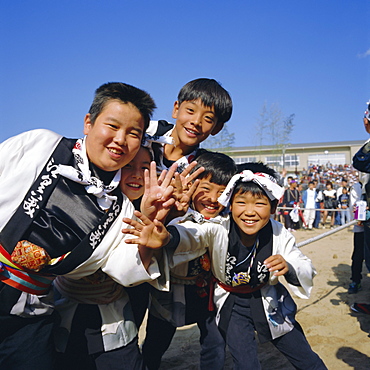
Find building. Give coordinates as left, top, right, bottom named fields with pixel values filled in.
left=221, top=140, right=364, bottom=172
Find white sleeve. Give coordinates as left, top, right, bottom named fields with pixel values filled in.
left=166, top=220, right=220, bottom=268
left=272, top=221, right=316, bottom=299
left=0, top=129, right=62, bottom=231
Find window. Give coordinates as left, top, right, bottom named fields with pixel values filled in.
left=308, top=153, right=345, bottom=166
left=234, top=156, right=257, bottom=164
left=265, top=155, right=299, bottom=168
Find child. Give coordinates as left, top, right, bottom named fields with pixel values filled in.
left=142, top=150, right=236, bottom=370
left=338, top=186, right=351, bottom=225
left=0, top=82, right=158, bottom=369
left=146, top=78, right=233, bottom=172
left=120, top=145, right=152, bottom=202
left=124, top=162, right=327, bottom=370
left=302, top=181, right=317, bottom=230
left=322, top=181, right=337, bottom=228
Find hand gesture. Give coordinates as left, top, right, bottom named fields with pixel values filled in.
left=140, top=161, right=177, bottom=222
left=264, top=254, right=289, bottom=276
left=122, top=210, right=170, bottom=250
left=169, top=161, right=204, bottom=218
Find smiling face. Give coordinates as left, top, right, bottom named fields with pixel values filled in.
left=83, top=100, right=145, bottom=172
left=191, top=175, right=226, bottom=218
left=120, top=146, right=151, bottom=201
left=170, top=99, right=223, bottom=153
left=230, top=190, right=274, bottom=247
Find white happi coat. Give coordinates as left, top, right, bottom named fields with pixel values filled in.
left=167, top=216, right=316, bottom=340
left=0, top=129, right=169, bottom=351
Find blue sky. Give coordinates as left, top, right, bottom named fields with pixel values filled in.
left=1, top=1, right=369, bottom=148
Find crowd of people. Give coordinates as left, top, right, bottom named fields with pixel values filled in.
left=276, top=164, right=361, bottom=231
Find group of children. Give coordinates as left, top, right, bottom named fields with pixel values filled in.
left=0, top=78, right=327, bottom=369
left=117, top=79, right=326, bottom=369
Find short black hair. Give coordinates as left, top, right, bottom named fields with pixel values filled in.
left=233, top=162, right=279, bottom=208
left=88, top=82, right=156, bottom=130
left=191, top=149, right=236, bottom=186
left=177, top=78, right=232, bottom=124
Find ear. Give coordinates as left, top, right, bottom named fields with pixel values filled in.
left=83, top=114, right=92, bottom=135
left=172, top=101, right=180, bottom=119
left=210, top=121, right=224, bottom=136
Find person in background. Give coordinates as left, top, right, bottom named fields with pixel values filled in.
left=338, top=187, right=351, bottom=226
left=351, top=100, right=370, bottom=314
left=322, top=181, right=337, bottom=229
left=282, top=179, right=300, bottom=232
left=302, top=181, right=316, bottom=230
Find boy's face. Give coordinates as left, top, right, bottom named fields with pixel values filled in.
left=120, top=147, right=151, bottom=201
left=308, top=183, right=314, bottom=190
left=230, top=190, right=273, bottom=246
left=191, top=175, right=225, bottom=218
left=171, top=99, right=223, bottom=150
left=84, top=100, right=144, bottom=172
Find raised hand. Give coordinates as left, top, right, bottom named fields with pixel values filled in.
left=122, top=210, right=170, bottom=250
left=168, top=161, right=204, bottom=219
left=140, top=161, right=177, bottom=222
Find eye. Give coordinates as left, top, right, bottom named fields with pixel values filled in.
left=123, top=164, right=132, bottom=169
left=129, top=131, right=141, bottom=138
left=204, top=115, right=214, bottom=123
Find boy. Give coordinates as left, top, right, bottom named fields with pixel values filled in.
left=142, top=150, right=236, bottom=369
left=302, top=181, right=316, bottom=230
left=123, top=162, right=326, bottom=369
left=338, top=186, right=351, bottom=225
left=146, top=78, right=233, bottom=172
left=0, top=82, right=160, bottom=369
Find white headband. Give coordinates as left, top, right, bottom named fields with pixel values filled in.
left=218, top=170, right=284, bottom=207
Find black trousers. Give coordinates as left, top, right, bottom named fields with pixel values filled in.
left=351, top=232, right=365, bottom=283
left=0, top=310, right=59, bottom=370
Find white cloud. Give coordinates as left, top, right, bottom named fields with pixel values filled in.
left=358, top=48, right=370, bottom=58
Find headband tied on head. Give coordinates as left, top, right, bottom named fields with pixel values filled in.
left=364, top=100, right=370, bottom=121
left=218, top=170, right=284, bottom=207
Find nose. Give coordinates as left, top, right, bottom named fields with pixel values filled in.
left=191, top=113, right=202, bottom=127
left=132, top=167, right=142, bottom=179
left=243, top=205, right=255, bottom=216
left=113, top=130, right=126, bottom=146
left=209, top=190, right=218, bottom=203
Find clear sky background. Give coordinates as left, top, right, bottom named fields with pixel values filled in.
left=1, top=1, right=369, bottom=148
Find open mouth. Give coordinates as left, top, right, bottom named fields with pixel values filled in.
left=242, top=219, right=258, bottom=225
left=127, top=183, right=142, bottom=189
left=108, top=147, right=123, bottom=157
left=185, top=127, right=199, bottom=137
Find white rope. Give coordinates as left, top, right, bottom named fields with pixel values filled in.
left=296, top=220, right=357, bottom=248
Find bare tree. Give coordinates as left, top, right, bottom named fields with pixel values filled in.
left=254, top=103, right=295, bottom=169
left=202, top=123, right=235, bottom=151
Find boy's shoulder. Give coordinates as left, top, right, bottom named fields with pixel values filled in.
left=146, top=120, right=174, bottom=136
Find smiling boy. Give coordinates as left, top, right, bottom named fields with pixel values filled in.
left=146, top=78, right=232, bottom=172
left=0, top=82, right=157, bottom=369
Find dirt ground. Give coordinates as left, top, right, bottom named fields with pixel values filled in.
left=139, top=224, right=370, bottom=369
